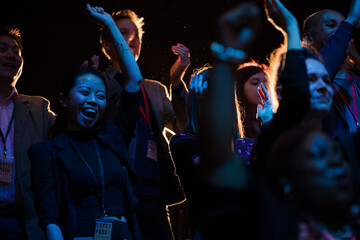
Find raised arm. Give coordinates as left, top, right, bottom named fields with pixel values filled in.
left=86, top=4, right=143, bottom=92
left=345, top=0, right=360, bottom=27
left=318, top=0, right=360, bottom=79
left=170, top=43, right=190, bottom=89
left=265, top=0, right=301, bottom=50
left=199, top=2, right=261, bottom=188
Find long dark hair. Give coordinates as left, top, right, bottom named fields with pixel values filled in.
left=235, top=61, right=269, bottom=110
left=185, top=65, right=244, bottom=138
left=54, top=67, right=107, bottom=135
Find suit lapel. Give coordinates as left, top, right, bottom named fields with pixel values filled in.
left=142, top=81, right=163, bottom=130
left=53, top=133, right=73, bottom=176
left=14, top=95, right=30, bottom=161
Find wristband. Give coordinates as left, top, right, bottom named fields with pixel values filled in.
left=210, top=42, right=246, bottom=64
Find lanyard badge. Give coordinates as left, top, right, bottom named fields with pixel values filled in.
left=147, top=139, right=158, bottom=162
left=0, top=108, right=15, bottom=184
left=0, top=157, right=14, bottom=184
left=95, top=216, right=113, bottom=240
left=94, top=216, right=128, bottom=240
left=139, top=85, right=158, bottom=162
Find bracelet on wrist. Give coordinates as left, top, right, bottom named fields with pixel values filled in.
left=210, top=42, right=246, bottom=64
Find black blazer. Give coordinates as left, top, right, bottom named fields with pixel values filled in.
left=29, top=119, right=141, bottom=240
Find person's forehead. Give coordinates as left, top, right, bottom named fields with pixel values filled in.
left=0, top=35, right=19, bottom=47
left=305, top=58, right=327, bottom=73
left=74, top=73, right=104, bottom=88
left=115, top=18, right=139, bottom=32
left=320, top=10, right=344, bottom=23
left=248, top=71, right=267, bottom=80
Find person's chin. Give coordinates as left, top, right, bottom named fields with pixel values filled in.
left=310, top=107, right=331, bottom=118
left=78, top=118, right=98, bottom=130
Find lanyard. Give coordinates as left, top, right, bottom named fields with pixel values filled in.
left=0, top=108, right=15, bottom=157
left=333, top=73, right=359, bottom=128
left=70, top=140, right=107, bottom=217
left=139, top=85, right=150, bottom=126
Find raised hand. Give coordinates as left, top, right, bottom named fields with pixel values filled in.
left=189, top=72, right=208, bottom=100
left=264, top=0, right=301, bottom=50
left=257, top=83, right=274, bottom=124
left=264, top=0, right=297, bottom=35
left=346, top=0, right=360, bottom=29
left=80, top=55, right=99, bottom=70
left=219, top=2, right=261, bottom=49
left=171, top=43, right=190, bottom=68
left=86, top=3, right=113, bottom=27
left=170, top=43, right=190, bottom=88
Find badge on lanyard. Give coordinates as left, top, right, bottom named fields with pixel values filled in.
left=0, top=157, right=14, bottom=184
left=139, top=85, right=158, bottom=162
left=147, top=139, right=158, bottom=162
left=0, top=107, right=15, bottom=184
left=95, top=216, right=128, bottom=240
left=95, top=216, right=113, bottom=240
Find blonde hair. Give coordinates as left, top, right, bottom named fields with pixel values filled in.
left=266, top=45, right=287, bottom=112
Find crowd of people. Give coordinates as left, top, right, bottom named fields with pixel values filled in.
left=1, top=0, right=360, bottom=239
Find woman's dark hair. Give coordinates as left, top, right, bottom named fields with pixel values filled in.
left=235, top=61, right=269, bottom=108
left=54, top=67, right=107, bottom=135
left=184, top=66, right=212, bottom=135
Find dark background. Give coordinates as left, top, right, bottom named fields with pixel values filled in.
left=0, top=0, right=356, bottom=113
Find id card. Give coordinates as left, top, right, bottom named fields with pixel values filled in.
left=147, top=139, right=158, bottom=162
left=95, top=217, right=113, bottom=240
left=0, top=157, right=14, bottom=184
left=95, top=216, right=127, bottom=240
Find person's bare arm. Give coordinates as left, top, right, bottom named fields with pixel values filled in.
left=86, top=4, right=143, bottom=92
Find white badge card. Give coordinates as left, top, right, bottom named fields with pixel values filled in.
left=95, top=219, right=113, bottom=240
left=147, top=139, right=158, bottom=162
left=0, top=158, right=14, bottom=184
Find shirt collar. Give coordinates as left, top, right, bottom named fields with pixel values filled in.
left=0, top=87, right=18, bottom=105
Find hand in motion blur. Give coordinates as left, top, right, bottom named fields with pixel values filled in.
left=219, top=2, right=261, bottom=49
left=257, top=83, right=274, bottom=125
left=264, top=0, right=297, bottom=35
left=346, top=0, right=360, bottom=29
left=265, top=0, right=301, bottom=49
left=189, top=72, right=207, bottom=100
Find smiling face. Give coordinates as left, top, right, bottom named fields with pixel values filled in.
left=66, top=73, right=106, bottom=131
left=115, top=18, right=142, bottom=61
left=0, top=35, right=23, bottom=87
left=306, top=58, right=334, bottom=118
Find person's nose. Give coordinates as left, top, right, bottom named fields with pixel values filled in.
left=87, top=93, right=98, bottom=106
left=316, top=79, right=328, bottom=94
